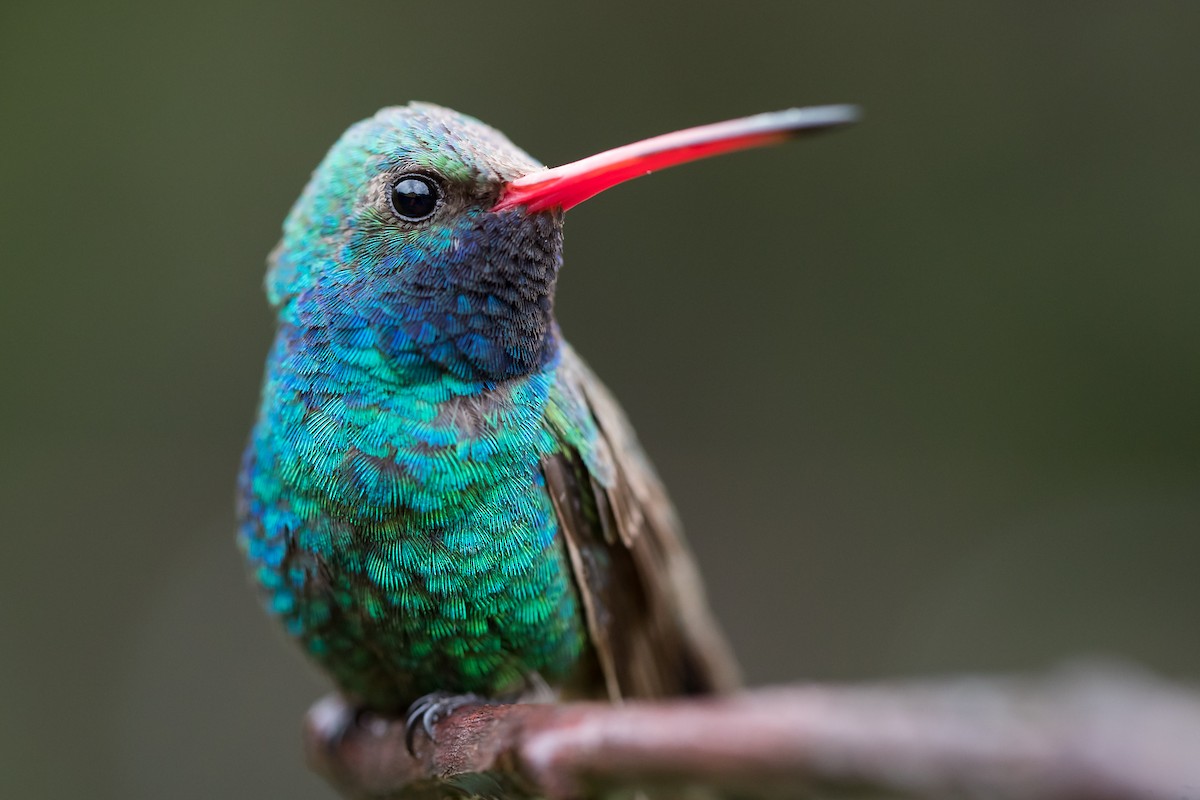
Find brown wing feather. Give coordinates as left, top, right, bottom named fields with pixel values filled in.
left=544, top=346, right=741, bottom=700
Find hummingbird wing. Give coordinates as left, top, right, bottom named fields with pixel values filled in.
left=542, top=344, right=741, bottom=700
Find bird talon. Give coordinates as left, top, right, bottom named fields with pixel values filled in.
left=404, top=691, right=487, bottom=756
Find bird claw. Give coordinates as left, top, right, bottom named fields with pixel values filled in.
left=404, top=691, right=489, bottom=756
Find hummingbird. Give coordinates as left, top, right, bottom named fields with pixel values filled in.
left=237, top=102, right=858, bottom=738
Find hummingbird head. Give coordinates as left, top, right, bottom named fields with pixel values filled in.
left=269, top=101, right=858, bottom=383
left=268, top=102, right=564, bottom=383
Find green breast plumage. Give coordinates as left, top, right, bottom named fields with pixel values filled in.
left=238, top=328, right=603, bottom=710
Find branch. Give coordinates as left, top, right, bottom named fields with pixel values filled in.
left=303, top=664, right=1200, bottom=800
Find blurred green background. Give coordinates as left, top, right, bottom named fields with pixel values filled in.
left=3, top=2, right=1198, bottom=797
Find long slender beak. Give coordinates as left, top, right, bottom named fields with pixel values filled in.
left=493, top=105, right=860, bottom=213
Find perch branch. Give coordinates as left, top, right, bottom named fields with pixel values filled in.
left=303, top=664, right=1200, bottom=799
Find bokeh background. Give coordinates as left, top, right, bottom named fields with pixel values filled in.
left=3, top=2, right=1198, bottom=797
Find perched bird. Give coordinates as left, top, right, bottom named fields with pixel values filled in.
left=238, top=102, right=858, bottom=735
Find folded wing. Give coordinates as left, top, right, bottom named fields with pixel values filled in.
left=543, top=345, right=740, bottom=700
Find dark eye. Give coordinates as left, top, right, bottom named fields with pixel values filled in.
left=390, top=175, right=440, bottom=222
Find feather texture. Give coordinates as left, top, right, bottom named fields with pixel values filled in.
left=545, top=345, right=740, bottom=698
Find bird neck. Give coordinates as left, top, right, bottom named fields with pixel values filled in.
left=277, top=213, right=565, bottom=385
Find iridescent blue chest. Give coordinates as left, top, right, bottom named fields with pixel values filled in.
left=238, top=325, right=592, bottom=709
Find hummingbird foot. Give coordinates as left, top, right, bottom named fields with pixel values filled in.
left=404, top=691, right=493, bottom=756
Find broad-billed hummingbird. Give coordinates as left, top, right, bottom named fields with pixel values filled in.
left=238, top=102, right=858, bottom=736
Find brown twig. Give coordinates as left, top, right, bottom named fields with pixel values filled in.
left=303, top=663, right=1200, bottom=799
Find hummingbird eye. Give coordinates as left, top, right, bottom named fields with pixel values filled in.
left=389, top=175, right=440, bottom=222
